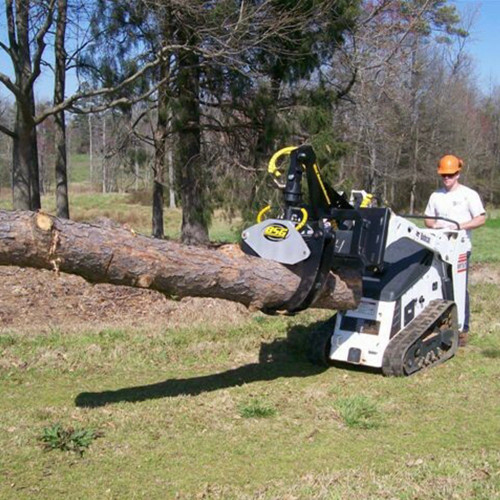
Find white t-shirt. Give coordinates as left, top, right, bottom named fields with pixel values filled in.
left=424, top=184, right=485, bottom=250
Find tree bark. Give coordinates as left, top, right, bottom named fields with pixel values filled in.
left=54, top=0, right=70, bottom=219
left=175, top=39, right=209, bottom=245
left=0, top=210, right=361, bottom=312
left=12, top=112, right=32, bottom=211
left=10, top=0, right=42, bottom=211
left=151, top=50, right=169, bottom=239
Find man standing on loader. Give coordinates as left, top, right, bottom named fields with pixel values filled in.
left=424, top=155, right=486, bottom=346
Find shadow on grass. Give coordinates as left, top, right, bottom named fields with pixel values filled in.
left=75, top=319, right=334, bottom=408
left=481, top=348, right=500, bottom=359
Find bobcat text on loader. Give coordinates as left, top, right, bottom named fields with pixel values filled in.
left=241, top=145, right=469, bottom=376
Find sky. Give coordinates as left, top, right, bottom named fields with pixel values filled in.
left=0, top=1, right=500, bottom=100
left=453, top=0, right=500, bottom=92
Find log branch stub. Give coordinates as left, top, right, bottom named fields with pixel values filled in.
left=35, top=212, right=53, bottom=232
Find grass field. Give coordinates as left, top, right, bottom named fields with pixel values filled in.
left=1, top=279, right=499, bottom=499
left=0, top=184, right=499, bottom=498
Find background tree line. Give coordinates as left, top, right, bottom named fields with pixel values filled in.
left=0, top=0, right=498, bottom=245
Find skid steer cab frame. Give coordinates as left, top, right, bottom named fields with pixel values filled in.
left=241, top=145, right=470, bottom=375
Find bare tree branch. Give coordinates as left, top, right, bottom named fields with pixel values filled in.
left=5, top=0, right=18, bottom=65
left=34, top=45, right=184, bottom=124
left=29, top=0, right=57, bottom=88
left=0, top=121, right=16, bottom=138
left=0, top=71, right=21, bottom=98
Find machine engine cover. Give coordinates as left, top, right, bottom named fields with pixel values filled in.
left=241, top=219, right=311, bottom=265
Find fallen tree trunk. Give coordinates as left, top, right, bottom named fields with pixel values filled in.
left=0, top=210, right=361, bottom=312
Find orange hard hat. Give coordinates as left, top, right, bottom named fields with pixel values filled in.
left=438, top=155, right=463, bottom=174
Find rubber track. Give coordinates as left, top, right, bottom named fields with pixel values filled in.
left=382, top=299, right=458, bottom=376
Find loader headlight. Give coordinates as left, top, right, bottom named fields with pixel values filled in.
left=348, top=348, right=362, bottom=363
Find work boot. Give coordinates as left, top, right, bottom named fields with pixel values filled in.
left=459, top=331, right=469, bottom=347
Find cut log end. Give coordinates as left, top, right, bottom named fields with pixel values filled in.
left=35, top=213, right=53, bottom=232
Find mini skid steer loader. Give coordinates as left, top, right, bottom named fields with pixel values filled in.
left=241, top=145, right=469, bottom=376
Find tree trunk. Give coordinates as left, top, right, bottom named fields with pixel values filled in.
left=11, top=0, right=41, bottom=211
left=0, top=210, right=361, bottom=312
left=409, top=126, right=419, bottom=213
left=54, top=0, right=70, bottom=219
left=152, top=180, right=164, bottom=238
left=175, top=42, right=209, bottom=245
left=168, top=143, right=176, bottom=209
left=102, top=114, right=107, bottom=193
left=253, top=76, right=281, bottom=172
left=152, top=59, right=169, bottom=239
left=12, top=111, right=31, bottom=211
left=12, top=102, right=41, bottom=211
left=409, top=35, right=420, bottom=214
left=246, top=78, right=281, bottom=217
left=89, top=115, right=93, bottom=183
left=29, top=93, right=41, bottom=210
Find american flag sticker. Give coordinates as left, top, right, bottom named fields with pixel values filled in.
left=457, top=253, right=468, bottom=273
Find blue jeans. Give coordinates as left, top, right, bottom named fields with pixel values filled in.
left=463, top=252, right=471, bottom=332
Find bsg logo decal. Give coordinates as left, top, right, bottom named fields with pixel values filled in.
left=263, top=223, right=289, bottom=241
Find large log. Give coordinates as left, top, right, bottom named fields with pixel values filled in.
left=0, top=210, right=361, bottom=312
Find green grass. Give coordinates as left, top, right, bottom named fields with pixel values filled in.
left=473, top=216, right=500, bottom=263
left=1, top=278, right=499, bottom=498
left=333, top=395, right=382, bottom=429
left=238, top=399, right=277, bottom=419
left=0, top=188, right=11, bottom=210
left=68, top=154, right=92, bottom=183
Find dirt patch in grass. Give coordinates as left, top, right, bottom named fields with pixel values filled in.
left=469, top=262, right=500, bottom=286
left=0, top=266, right=250, bottom=332
left=1, top=263, right=498, bottom=333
